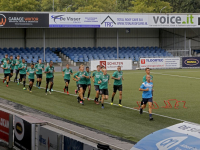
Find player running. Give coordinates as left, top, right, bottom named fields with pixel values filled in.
left=92, top=65, right=103, bottom=105
left=62, top=64, right=73, bottom=94
left=1, top=54, right=9, bottom=66
left=86, top=66, right=91, bottom=100
left=98, top=69, right=110, bottom=109
left=35, top=59, right=44, bottom=89
left=76, top=65, right=89, bottom=105
left=9, top=55, right=15, bottom=81
left=18, top=59, right=27, bottom=90
left=73, top=67, right=81, bottom=102
left=139, top=75, right=154, bottom=121
left=27, top=63, right=36, bottom=93
left=111, top=66, right=124, bottom=107
left=14, top=55, right=22, bottom=83
left=47, top=61, right=55, bottom=91
left=2, top=59, right=11, bottom=87
left=143, top=68, right=153, bottom=82
left=45, top=62, right=54, bottom=95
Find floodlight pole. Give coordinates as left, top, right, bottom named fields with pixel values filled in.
left=43, top=29, right=45, bottom=63
left=117, top=29, right=119, bottom=60
left=160, top=6, right=167, bottom=13
left=53, top=0, right=54, bottom=12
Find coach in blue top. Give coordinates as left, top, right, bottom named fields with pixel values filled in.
left=139, top=75, right=154, bottom=121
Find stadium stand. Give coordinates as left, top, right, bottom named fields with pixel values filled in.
left=0, top=47, right=62, bottom=63
left=59, top=46, right=174, bottom=62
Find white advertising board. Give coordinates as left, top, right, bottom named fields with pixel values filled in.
left=91, top=60, right=132, bottom=71
left=140, top=58, right=180, bottom=69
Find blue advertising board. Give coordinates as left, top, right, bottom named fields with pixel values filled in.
left=131, top=122, right=200, bottom=150
left=182, top=57, right=200, bottom=67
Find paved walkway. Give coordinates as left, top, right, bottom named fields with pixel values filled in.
left=0, top=98, right=134, bottom=150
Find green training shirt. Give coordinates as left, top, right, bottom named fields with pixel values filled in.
left=27, top=67, right=36, bottom=79
left=18, top=63, right=27, bottom=74
left=143, top=75, right=153, bottom=82
left=99, top=74, right=110, bottom=89
left=14, top=59, right=22, bottom=70
left=35, top=63, right=44, bottom=75
left=77, top=71, right=88, bottom=85
left=9, top=59, right=15, bottom=70
left=112, top=71, right=123, bottom=85
left=1, top=58, right=10, bottom=64
left=45, top=66, right=54, bottom=78
left=3, top=63, right=11, bottom=74
left=63, top=68, right=73, bottom=80
left=86, top=72, right=91, bottom=85
left=92, top=71, right=103, bottom=85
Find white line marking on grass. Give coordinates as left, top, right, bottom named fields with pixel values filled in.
left=151, top=72, right=200, bottom=80
left=0, top=77, right=187, bottom=123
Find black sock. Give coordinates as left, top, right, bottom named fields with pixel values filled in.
left=52, top=83, right=54, bottom=89
left=39, top=82, right=41, bottom=87
left=29, top=85, right=31, bottom=89
left=111, top=97, right=114, bottom=102
left=23, top=81, right=25, bottom=87
left=66, top=86, right=68, bottom=92
left=119, top=99, right=122, bottom=104
left=7, top=82, right=9, bottom=85
left=88, top=93, right=90, bottom=98
left=95, top=97, right=98, bottom=102
left=102, top=104, right=104, bottom=107
left=83, top=92, right=85, bottom=98
left=30, top=86, right=32, bottom=90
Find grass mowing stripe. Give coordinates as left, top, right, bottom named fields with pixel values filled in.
left=0, top=77, right=186, bottom=123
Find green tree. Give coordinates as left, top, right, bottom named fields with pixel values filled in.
left=129, top=0, right=172, bottom=13
left=0, top=0, right=40, bottom=11
left=74, top=0, right=117, bottom=12
left=116, top=0, right=133, bottom=12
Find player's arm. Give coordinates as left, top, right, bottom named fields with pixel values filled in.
left=83, top=72, right=89, bottom=79
left=98, top=78, right=102, bottom=84
left=26, top=69, right=30, bottom=75
left=112, top=72, right=120, bottom=80
left=91, top=72, right=95, bottom=82
left=2, top=64, right=7, bottom=69
left=42, top=65, right=44, bottom=71
left=139, top=83, right=149, bottom=91
left=45, top=68, right=50, bottom=73
left=108, top=75, right=111, bottom=85
left=18, top=64, right=22, bottom=70
left=70, top=69, right=73, bottom=75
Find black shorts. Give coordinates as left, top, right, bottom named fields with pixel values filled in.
left=20, top=74, right=26, bottom=79
left=36, top=74, right=42, bottom=79
left=78, top=84, right=87, bottom=90
left=29, top=79, right=34, bottom=83
left=64, top=79, right=70, bottom=84
left=113, top=85, right=122, bottom=93
left=46, top=77, right=53, bottom=84
left=15, top=69, right=19, bottom=74
left=94, top=85, right=100, bottom=91
left=10, top=70, right=13, bottom=74
left=4, top=73, right=10, bottom=77
left=141, top=98, right=153, bottom=105
left=100, top=89, right=109, bottom=95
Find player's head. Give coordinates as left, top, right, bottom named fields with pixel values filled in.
left=39, top=59, right=42, bottom=63
left=6, top=59, right=9, bottom=63
left=22, top=59, right=25, bottom=63
left=10, top=55, right=13, bottom=60
left=145, top=68, right=150, bottom=75
left=80, top=64, right=84, bottom=71
left=146, top=75, right=151, bottom=82
left=101, top=66, right=105, bottom=71
left=5, top=54, right=8, bottom=58
left=50, top=61, right=53, bottom=67
left=31, top=63, right=34, bottom=68
left=97, top=65, right=101, bottom=71
left=117, top=66, right=121, bottom=72
left=66, top=64, right=69, bottom=69
left=103, top=68, right=107, bottom=75
left=86, top=66, right=89, bottom=72
left=17, top=55, right=20, bottom=59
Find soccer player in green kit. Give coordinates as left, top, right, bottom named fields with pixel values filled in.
left=18, top=59, right=27, bottom=90
left=2, top=59, right=11, bottom=87
left=45, top=61, right=54, bottom=95
left=73, top=67, right=81, bottom=102
left=1, top=54, right=9, bottom=65
left=35, top=59, right=44, bottom=89
left=111, top=66, right=124, bottom=107
left=76, top=65, right=89, bottom=105
left=92, top=65, right=103, bottom=105
left=62, top=64, right=73, bottom=94
left=9, top=55, right=15, bottom=81
left=98, top=68, right=110, bottom=109
left=14, top=55, right=22, bottom=83
left=86, top=66, right=91, bottom=100
left=27, top=63, right=36, bottom=93
left=143, top=68, right=153, bottom=82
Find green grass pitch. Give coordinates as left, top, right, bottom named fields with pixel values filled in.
left=0, top=69, right=200, bottom=142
